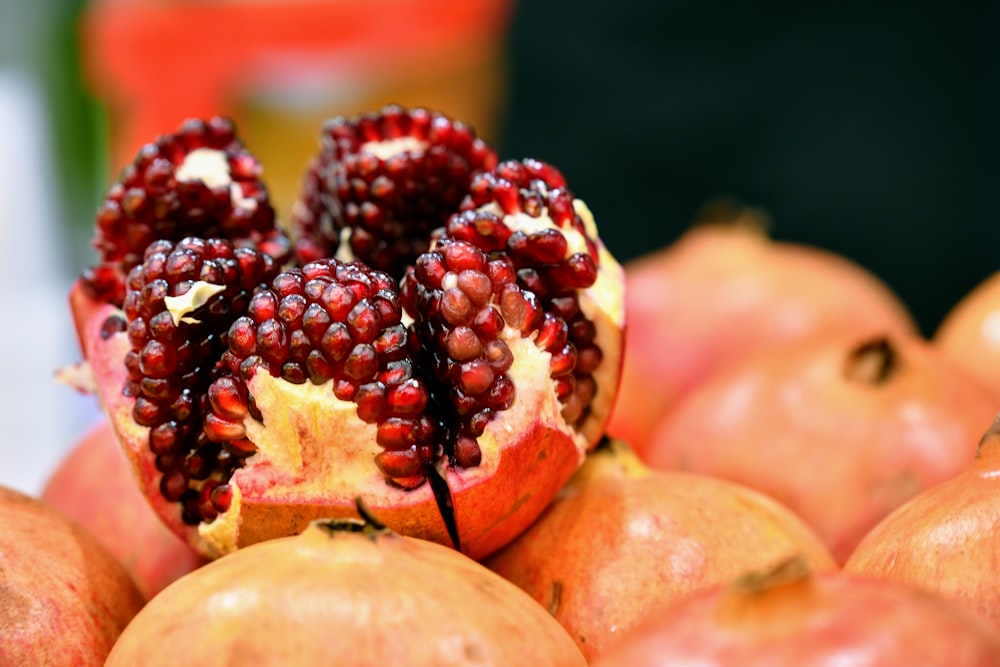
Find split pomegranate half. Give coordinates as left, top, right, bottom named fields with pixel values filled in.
left=69, top=106, right=625, bottom=561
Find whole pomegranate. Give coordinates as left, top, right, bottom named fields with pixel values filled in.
left=42, top=420, right=206, bottom=599
left=934, top=269, right=1000, bottom=401
left=591, top=558, right=1000, bottom=666
left=483, top=440, right=836, bottom=662
left=0, top=485, right=145, bottom=666
left=641, top=332, right=997, bottom=563
left=843, top=415, right=1000, bottom=628
left=105, top=510, right=587, bottom=666
left=607, top=202, right=916, bottom=450
left=69, top=106, right=625, bottom=561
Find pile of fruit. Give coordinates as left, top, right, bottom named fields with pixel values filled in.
left=7, top=105, right=1000, bottom=665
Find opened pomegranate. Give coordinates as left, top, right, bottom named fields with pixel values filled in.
left=42, top=420, right=206, bottom=599
left=105, top=509, right=587, bottom=666
left=934, top=270, right=1000, bottom=401
left=484, top=440, right=836, bottom=662
left=591, top=557, right=1000, bottom=666
left=0, top=484, right=145, bottom=666
left=607, top=202, right=917, bottom=450
left=843, top=415, right=1000, bottom=628
left=69, top=106, right=625, bottom=561
left=642, top=332, right=997, bottom=563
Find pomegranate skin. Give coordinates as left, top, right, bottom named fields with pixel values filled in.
left=591, top=562, right=1000, bottom=667
left=935, top=269, right=1000, bottom=401
left=607, top=215, right=917, bottom=450
left=844, top=416, right=1000, bottom=629
left=483, top=441, right=836, bottom=662
left=642, top=332, right=997, bottom=564
left=105, top=519, right=587, bottom=666
left=42, top=420, right=207, bottom=599
left=0, top=485, right=145, bottom=666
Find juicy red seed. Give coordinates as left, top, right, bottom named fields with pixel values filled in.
left=387, top=379, right=428, bottom=415
left=346, top=301, right=380, bottom=342
left=150, top=422, right=181, bottom=455
left=554, top=375, right=575, bottom=400
left=255, top=319, right=288, bottom=366
left=210, top=483, right=233, bottom=513
left=321, top=323, right=353, bottom=361
left=355, top=383, right=387, bottom=422
left=343, top=344, right=378, bottom=380
left=484, top=339, right=513, bottom=371
left=457, top=360, right=495, bottom=396
left=208, top=376, right=247, bottom=420
left=446, top=326, right=482, bottom=361
left=139, top=340, right=177, bottom=378
left=457, top=270, right=492, bottom=306
left=454, top=436, right=482, bottom=468
left=441, top=288, right=473, bottom=326
left=374, top=448, right=423, bottom=479
left=576, top=346, right=603, bottom=374
left=499, top=286, right=529, bottom=330
left=133, top=397, right=163, bottom=426
left=377, top=418, right=417, bottom=450
left=486, top=376, right=516, bottom=410
left=204, top=412, right=247, bottom=443
left=535, top=313, right=568, bottom=351
left=160, top=471, right=188, bottom=502
left=550, top=344, right=577, bottom=376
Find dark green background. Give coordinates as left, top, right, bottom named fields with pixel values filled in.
left=499, top=1, right=994, bottom=336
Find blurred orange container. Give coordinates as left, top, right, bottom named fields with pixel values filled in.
left=80, top=0, right=514, bottom=213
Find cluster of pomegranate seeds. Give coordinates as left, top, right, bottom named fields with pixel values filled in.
left=291, top=104, right=498, bottom=278
left=446, top=160, right=604, bottom=426
left=205, top=259, right=442, bottom=488
left=120, top=236, right=280, bottom=524
left=82, top=116, right=287, bottom=307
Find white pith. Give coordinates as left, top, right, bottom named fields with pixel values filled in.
left=175, top=147, right=257, bottom=212
left=164, top=281, right=226, bottom=326
left=360, top=136, right=428, bottom=161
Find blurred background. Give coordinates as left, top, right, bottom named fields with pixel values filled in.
left=0, top=0, right=993, bottom=494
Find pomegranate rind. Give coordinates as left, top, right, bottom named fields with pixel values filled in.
left=0, top=485, right=145, bottom=666
left=105, top=523, right=587, bottom=666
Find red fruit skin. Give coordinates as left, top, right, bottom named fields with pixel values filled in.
left=935, top=270, right=1000, bottom=401
left=641, top=332, right=998, bottom=564
left=607, top=221, right=917, bottom=450
left=591, top=567, right=1000, bottom=667
left=484, top=442, right=837, bottom=662
left=0, top=485, right=145, bottom=666
left=42, top=420, right=207, bottom=599
left=843, top=417, right=1000, bottom=629
left=105, top=521, right=588, bottom=666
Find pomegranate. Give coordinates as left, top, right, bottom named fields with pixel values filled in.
left=483, top=440, right=837, bottom=662
left=69, top=106, right=625, bottom=561
left=105, top=508, right=587, bottom=666
left=0, top=484, right=145, bottom=666
left=934, top=269, right=1000, bottom=401
left=843, top=414, right=1000, bottom=628
left=641, top=332, right=997, bottom=564
left=607, top=202, right=917, bottom=450
left=591, top=557, right=1000, bottom=666
left=42, top=420, right=206, bottom=599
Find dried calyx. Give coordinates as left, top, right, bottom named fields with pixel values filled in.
left=71, top=105, right=624, bottom=560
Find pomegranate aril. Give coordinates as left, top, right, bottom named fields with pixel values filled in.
left=375, top=448, right=424, bottom=480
